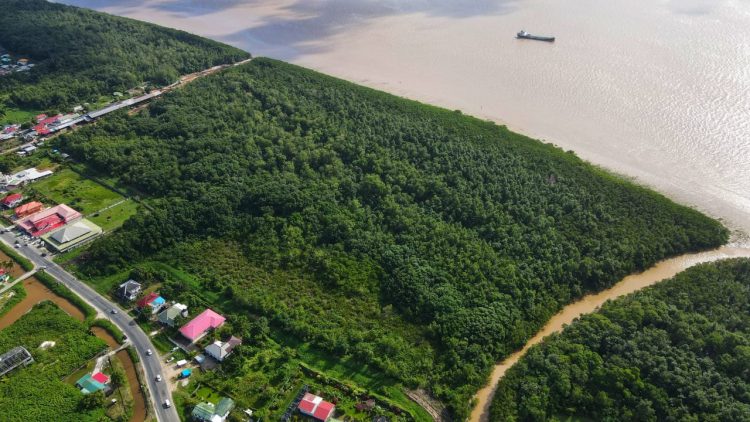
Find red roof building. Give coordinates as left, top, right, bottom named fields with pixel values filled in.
left=14, top=201, right=43, bottom=218
left=33, top=114, right=62, bottom=136
left=179, top=308, right=226, bottom=343
left=137, top=292, right=159, bottom=308
left=16, top=204, right=81, bottom=237
left=298, top=393, right=336, bottom=421
left=1, top=193, right=23, bottom=208
left=91, top=372, right=110, bottom=384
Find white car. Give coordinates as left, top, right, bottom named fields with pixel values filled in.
left=163, top=399, right=171, bottom=408
left=155, top=375, right=162, bottom=382
left=146, top=349, right=153, bottom=356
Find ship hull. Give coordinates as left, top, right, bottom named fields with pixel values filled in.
left=517, top=34, right=555, bottom=42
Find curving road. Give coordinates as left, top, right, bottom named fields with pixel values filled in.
left=0, top=230, right=178, bottom=422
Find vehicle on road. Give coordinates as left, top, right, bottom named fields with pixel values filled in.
left=41, top=252, right=47, bottom=257
left=110, top=309, right=118, bottom=314
left=163, top=399, right=171, bottom=408
left=14, top=244, right=19, bottom=249
left=40, top=265, right=47, bottom=269
left=146, top=348, right=153, bottom=356
left=155, top=375, right=162, bottom=382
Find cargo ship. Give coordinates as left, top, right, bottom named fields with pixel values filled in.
left=516, top=30, right=555, bottom=42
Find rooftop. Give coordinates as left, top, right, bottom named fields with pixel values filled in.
left=179, top=308, right=226, bottom=342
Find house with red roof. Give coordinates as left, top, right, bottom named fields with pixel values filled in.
left=91, top=372, right=110, bottom=384
left=179, top=308, right=226, bottom=343
left=16, top=204, right=81, bottom=237
left=33, top=114, right=62, bottom=136
left=298, top=393, right=336, bottom=421
left=136, top=292, right=166, bottom=314
left=1, top=193, right=23, bottom=209
left=14, top=201, right=43, bottom=218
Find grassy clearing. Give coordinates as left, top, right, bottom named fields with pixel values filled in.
left=0, top=105, right=39, bottom=126
left=25, top=167, right=124, bottom=215
left=88, top=199, right=139, bottom=231
left=0, top=284, right=26, bottom=318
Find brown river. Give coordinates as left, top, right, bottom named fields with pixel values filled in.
left=0, top=279, right=147, bottom=422
left=470, top=245, right=750, bottom=422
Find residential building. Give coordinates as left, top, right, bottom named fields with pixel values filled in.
left=158, top=303, right=188, bottom=327
left=14, top=201, right=43, bottom=218
left=179, top=308, right=226, bottom=344
left=137, top=292, right=166, bottom=314
left=1, top=168, right=53, bottom=189
left=16, top=204, right=82, bottom=237
left=191, top=397, right=235, bottom=422
left=76, top=372, right=111, bottom=395
left=116, top=279, right=141, bottom=301
left=298, top=393, right=336, bottom=421
left=0, top=346, right=33, bottom=377
left=215, top=397, right=235, bottom=421
left=205, top=336, right=242, bottom=362
left=192, top=402, right=216, bottom=421
left=1, top=193, right=23, bottom=208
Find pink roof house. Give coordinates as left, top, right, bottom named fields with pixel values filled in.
left=178, top=308, right=225, bottom=343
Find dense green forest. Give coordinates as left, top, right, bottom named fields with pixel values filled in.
left=0, top=302, right=108, bottom=421
left=0, top=0, right=249, bottom=110
left=490, top=258, right=750, bottom=421
left=59, top=58, right=727, bottom=417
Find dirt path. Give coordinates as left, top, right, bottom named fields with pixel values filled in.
left=470, top=245, right=750, bottom=422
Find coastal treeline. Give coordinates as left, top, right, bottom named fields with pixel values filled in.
left=0, top=0, right=249, bottom=110
left=490, top=258, right=750, bottom=421
left=60, top=58, right=727, bottom=417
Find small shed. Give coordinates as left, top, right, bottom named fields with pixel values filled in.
left=180, top=368, right=192, bottom=378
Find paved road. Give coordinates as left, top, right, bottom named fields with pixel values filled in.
left=0, top=230, right=179, bottom=422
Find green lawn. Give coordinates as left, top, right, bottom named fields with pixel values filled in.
left=88, top=199, right=139, bottom=231
left=0, top=105, right=39, bottom=126
left=26, top=167, right=124, bottom=215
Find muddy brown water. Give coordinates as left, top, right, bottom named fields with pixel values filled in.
left=116, top=348, right=148, bottom=422
left=0, top=277, right=85, bottom=328
left=471, top=246, right=750, bottom=422
left=0, top=281, right=147, bottom=422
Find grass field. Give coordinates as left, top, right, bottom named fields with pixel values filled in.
left=0, top=105, right=39, bottom=126
left=88, top=199, right=139, bottom=231
left=24, top=167, right=138, bottom=231
left=27, top=168, right=122, bottom=214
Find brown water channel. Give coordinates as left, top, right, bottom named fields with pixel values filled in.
left=471, top=246, right=750, bottom=422
left=0, top=279, right=147, bottom=422
left=0, top=277, right=84, bottom=328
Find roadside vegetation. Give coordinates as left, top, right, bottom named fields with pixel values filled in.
left=35, top=270, right=97, bottom=322
left=0, top=0, right=249, bottom=112
left=0, top=302, right=108, bottom=421
left=0, top=283, right=26, bottom=317
left=0, top=240, right=33, bottom=271
left=490, top=258, right=750, bottom=421
left=58, top=57, right=728, bottom=418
